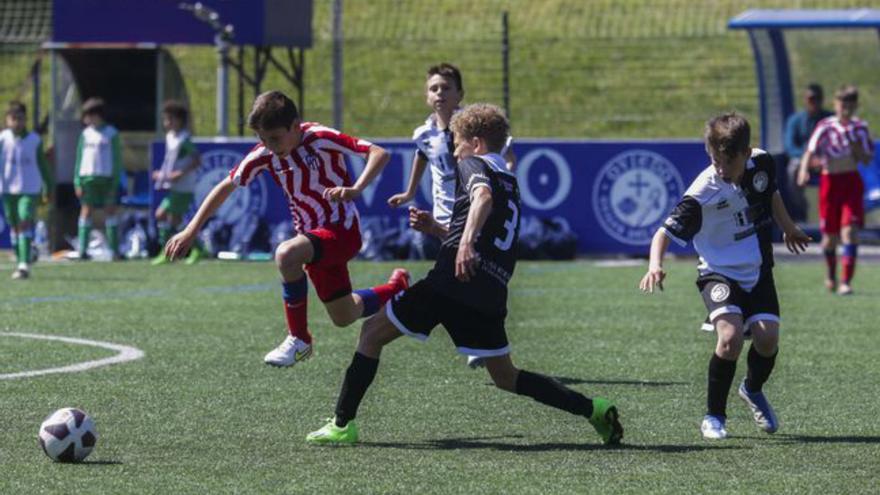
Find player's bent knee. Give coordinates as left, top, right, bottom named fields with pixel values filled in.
left=485, top=357, right=518, bottom=392
left=328, top=310, right=355, bottom=328
left=714, top=319, right=744, bottom=359
left=750, top=320, right=779, bottom=354
left=275, top=239, right=310, bottom=269
left=357, top=311, right=399, bottom=354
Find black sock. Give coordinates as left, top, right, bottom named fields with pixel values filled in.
left=515, top=370, right=594, bottom=418
left=334, top=352, right=380, bottom=427
left=745, top=345, right=777, bottom=393
left=707, top=353, right=737, bottom=418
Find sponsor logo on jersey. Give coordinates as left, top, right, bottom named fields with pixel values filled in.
left=592, top=150, right=684, bottom=246
left=710, top=283, right=730, bottom=302
left=305, top=154, right=320, bottom=170
left=192, top=149, right=268, bottom=224
left=752, top=171, right=768, bottom=193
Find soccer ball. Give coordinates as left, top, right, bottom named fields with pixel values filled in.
left=38, top=408, right=98, bottom=462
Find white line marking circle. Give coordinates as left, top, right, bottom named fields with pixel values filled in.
left=0, top=332, right=145, bottom=380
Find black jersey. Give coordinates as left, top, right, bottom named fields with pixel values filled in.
left=426, top=153, right=520, bottom=315
left=661, top=149, right=777, bottom=291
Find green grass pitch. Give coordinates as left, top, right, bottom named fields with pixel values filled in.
left=1, top=258, right=878, bottom=493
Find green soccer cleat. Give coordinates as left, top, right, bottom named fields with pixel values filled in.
left=184, top=246, right=204, bottom=265
left=306, top=418, right=359, bottom=445
left=151, top=254, right=169, bottom=266
left=588, top=397, right=623, bottom=445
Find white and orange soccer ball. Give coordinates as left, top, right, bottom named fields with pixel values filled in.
left=38, top=408, right=98, bottom=462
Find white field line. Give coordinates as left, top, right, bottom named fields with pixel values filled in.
left=0, top=332, right=145, bottom=380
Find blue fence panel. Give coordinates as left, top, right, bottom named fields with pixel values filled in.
left=5, top=140, right=876, bottom=253
left=146, top=138, right=717, bottom=255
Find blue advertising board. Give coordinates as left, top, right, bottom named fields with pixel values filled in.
left=148, top=138, right=715, bottom=255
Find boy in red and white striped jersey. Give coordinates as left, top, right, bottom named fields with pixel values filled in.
left=165, top=91, right=410, bottom=366
left=798, top=85, right=875, bottom=295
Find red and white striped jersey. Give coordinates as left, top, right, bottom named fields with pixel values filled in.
left=807, top=116, right=873, bottom=162
left=229, top=122, right=373, bottom=233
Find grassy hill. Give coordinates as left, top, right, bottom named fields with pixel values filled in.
left=1, top=0, right=878, bottom=141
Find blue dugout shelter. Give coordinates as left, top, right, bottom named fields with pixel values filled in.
left=728, top=9, right=880, bottom=154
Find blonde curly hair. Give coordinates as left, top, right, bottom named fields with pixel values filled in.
left=450, top=103, right=509, bottom=153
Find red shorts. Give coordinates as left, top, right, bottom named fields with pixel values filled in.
left=819, top=171, right=864, bottom=234
left=303, top=221, right=362, bottom=302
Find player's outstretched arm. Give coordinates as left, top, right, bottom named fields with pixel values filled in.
left=455, top=186, right=493, bottom=282
left=165, top=176, right=235, bottom=261
left=771, top=191, right=810, bottom=254
left=639, top=229, right=669, bottom=293
left=388, top=154, right=427, bottom=207
left=324, top=144, right=391, bottom=202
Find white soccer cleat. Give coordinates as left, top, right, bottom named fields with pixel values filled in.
left=700, top=415, right=728, bottom=440
left=264, top=335, right=313, bottom=367
left=466, top=355, right=486, bottom=369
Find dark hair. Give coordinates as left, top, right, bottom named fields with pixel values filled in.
left=81, top=97, right=106, bottom=118
left=248, top=91, right=300, bottom=131
left=6, top=101, right=26, bottom=116
left=806, top=83, right=823, bottom=100
left=704, top=112, right=751, bottom=158
left=450, top=103, right=510, bottom=152
left=427, top=63, right=464, bottom=93
left=835, top=84, right=858, bottom=103
left=162, top=100, right=189, bottom=126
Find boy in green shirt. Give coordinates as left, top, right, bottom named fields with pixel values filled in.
left=151, top=100, right=203, bottom=265
left=74, top=98, right=123, bottom=260
left=1, top=101, right=52, bottom=279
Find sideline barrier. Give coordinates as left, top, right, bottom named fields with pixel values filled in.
left=146, top=138, right=712, bottom=255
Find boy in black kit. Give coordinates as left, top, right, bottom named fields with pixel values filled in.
left=307, top=103, right=623, bottom=446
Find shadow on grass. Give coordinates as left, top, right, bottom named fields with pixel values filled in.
left=553, top=376, right=688, bottom=387
left=763, top=434, right=880, bottom=445
left=73, top=459, right=123, bottom=466
left=362, top=435, right=745, bottom=453
left=481, top=377, right=687, bottom=387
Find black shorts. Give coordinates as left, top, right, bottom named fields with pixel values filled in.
left=386, top=279, right=510, bottom=357
left=697, top=270, right=780, bottom=328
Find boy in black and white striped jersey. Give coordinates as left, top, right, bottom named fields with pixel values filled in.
left=640, top=113, right=811, bottom=440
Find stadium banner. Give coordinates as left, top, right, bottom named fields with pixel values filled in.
left=147, top=138, right=719, bottom=255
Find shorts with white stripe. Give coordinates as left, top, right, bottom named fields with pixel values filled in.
left=386, top=279, right=510, bottom=357
left=697, top=270, right=780, bottom=326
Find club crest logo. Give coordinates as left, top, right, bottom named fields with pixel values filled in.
left=710, top=284, right=730, bottom=302
left=592, top=150, right=685, bottom=245
left=191, top=149, right=269, bottom=224
left=752, top=171, right=769, bottom=192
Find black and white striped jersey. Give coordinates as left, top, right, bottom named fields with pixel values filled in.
left=661, top=149, right=777, bottom=291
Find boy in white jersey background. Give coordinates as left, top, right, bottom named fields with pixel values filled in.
left=165, top=91, right=410, bottom=368
left=1, top=101, right=52, bottom=280
left=388, top=63, right=514, bottom=368
left=74, top=97, right=123, bottom=260
left=151, top=100, right=203, bottom=266
left=797, top=85, right=875, bottom=295
left=640, top=113, right=810, bottom=440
